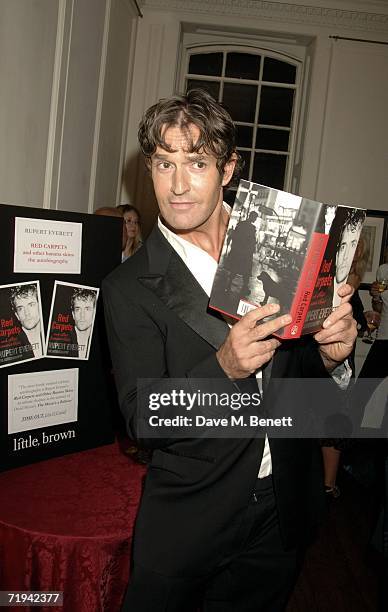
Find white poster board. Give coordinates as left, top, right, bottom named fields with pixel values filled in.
left=8, top=368, right=79, bottom=434
left=14, top=217, right=82, bottom=274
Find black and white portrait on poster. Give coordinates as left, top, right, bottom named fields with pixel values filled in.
left=45, top=281, right=99, bottom=360
left=0, top=281, right=45, bottom=368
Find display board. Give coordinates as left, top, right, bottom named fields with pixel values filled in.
left=0, top=203, right=122, bottom=470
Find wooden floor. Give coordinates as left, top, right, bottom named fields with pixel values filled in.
left=287, top=470, right=383, bottom=612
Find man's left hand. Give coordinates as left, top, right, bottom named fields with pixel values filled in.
left=314, top=283, right=357, bottom=371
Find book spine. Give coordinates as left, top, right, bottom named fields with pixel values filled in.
left=274, top=232, right=329, bottom=339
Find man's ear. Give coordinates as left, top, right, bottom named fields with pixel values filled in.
left=222, top=154, right=237, bottom=187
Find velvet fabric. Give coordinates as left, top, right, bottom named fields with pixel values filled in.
left=0, top=441, right=146, bottom=611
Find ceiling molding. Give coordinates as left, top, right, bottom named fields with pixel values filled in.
left=142, top=0, right=388, bottom=34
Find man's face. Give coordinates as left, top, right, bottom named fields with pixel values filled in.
left=336, top=223, right=361, bottom=283
left=150, top=124, right=235, bottom=234
left=13, top=292, right=40, bottom=331
left=72, top=297, right=95, bottom=331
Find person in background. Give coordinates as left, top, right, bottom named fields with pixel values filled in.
left=95, top=205, right=149, bottom=462
left=320, top=234, right=369, bottom=499
left=358, top=246, right=388, bottom=610
left=359, top=245, right=388, bottom=379
left=121, top=205, right=143, bottom=261
left=94, top=206, right=127, bottom=260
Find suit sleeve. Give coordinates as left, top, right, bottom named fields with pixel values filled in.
left=102, top=277, right=236, bottom=448
left=103, top=277, right=168, bottom=446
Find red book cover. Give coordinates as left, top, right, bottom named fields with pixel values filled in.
left=209, top=181, right=366, bottom=338
left=301, top=206, right=366, bottom=335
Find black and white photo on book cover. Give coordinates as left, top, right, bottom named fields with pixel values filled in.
left=45, top=281, right=99, bottom=360
left=210, top=180, right=326, bottom=320
left=0, top=281, right=45, bottom=368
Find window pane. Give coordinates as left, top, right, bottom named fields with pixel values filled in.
left=253, top=153, right=287, bottom=189
left=255, top=128, right=290, bottom=151
left=236, top=125, right=254, bottom=148
left=237, top=149, right=251, bottom=179
left=263, top=57, right=296, bottom=84
left=188, top=53, right=223, bottom=76
left=223, top=83, right=257, bottom=123
left=186, top=79, right=220, bottom=100
left=258, top=86, right=294, bottom=127
left=225, top=53, right=261, bottom=80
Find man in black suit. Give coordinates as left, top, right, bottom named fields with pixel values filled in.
left=103, top=90, right=357, bottom=612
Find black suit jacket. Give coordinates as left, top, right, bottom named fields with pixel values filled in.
left=103, top=226, right=332, bottom=577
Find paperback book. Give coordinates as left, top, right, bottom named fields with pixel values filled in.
left=209, top=180, right=366, bottom=339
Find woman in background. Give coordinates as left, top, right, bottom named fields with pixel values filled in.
left=120, top=205, right=143, bottom=261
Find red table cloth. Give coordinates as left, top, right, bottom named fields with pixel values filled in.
left=0, top=441, right=146, bottom=612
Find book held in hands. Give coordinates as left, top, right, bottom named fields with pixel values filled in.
left=209, top=180, right=366, bottom=339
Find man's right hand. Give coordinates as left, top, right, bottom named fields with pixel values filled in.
left=216, top=303, right=292, bottom=379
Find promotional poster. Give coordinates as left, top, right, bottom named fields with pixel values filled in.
left=0, top=281, right=45, bottom=368
left=8, top=368, right=79, bottom=434
left=46, top=281, right=99, bottom=360
left=13, top=217, right=82, bottom=274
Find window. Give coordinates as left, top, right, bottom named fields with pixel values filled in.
left=182, top=46, right=302, bottom=203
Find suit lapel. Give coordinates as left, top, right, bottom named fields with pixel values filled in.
left=138, top=226, right=229, bottom=350
left=138, top=226, right=287, bottom=387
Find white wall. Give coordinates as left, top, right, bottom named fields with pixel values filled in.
left=0, top=0, right=138, bottom=213
left=315, top=38, right=388, bottom=211
left=94, top=0, right=138, bottom=209
left=0, top=0, right=58, bottom=207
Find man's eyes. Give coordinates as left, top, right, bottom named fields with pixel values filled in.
left=155, top=160, right=207, bottom=170
left=156, top=161, right=172, bottom=170
left=193, top=161, right=207, bottom=169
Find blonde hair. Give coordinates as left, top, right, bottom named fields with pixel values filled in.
left=122, top=205, right=142, bottom=258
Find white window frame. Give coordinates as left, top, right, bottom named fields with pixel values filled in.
left=177, top=41, right=308, bottom=193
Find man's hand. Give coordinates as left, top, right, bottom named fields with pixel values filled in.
left=370, top=281, right=383, bottom=313
left=314, top=283, right=357, bottom=371
left=370, top=281, right=380, bottom=299
left=216, top=303, right=292, bottom=379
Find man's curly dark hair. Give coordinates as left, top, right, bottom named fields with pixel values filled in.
left=138, top=88, right=243, bottom=186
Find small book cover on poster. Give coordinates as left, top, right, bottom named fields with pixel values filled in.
left=209, top=180, right=366, bottom=339
left=0, top=281, right=45, bottom=368
left=45, top=281, right=99, bottom=359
